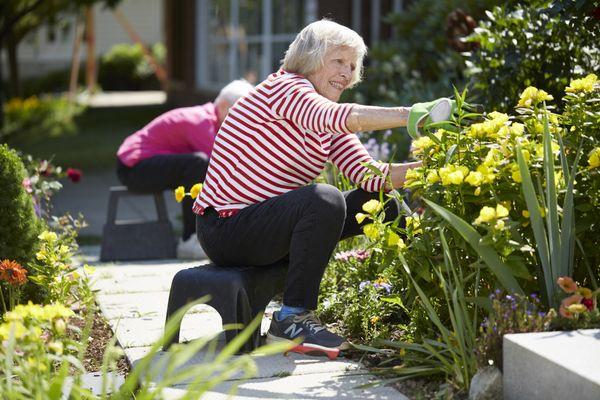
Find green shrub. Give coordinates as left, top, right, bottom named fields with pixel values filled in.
left=98, top=42, right=165, bottom=90
left=0, top=144, right=42, bottom=265
left=466, top=0, right=600, bottom=111
left=1, top=95, right=85, bottom=146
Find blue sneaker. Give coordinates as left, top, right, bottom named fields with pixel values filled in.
left=267, top=311, right=349, bottom=355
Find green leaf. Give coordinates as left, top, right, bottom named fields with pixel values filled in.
left=424, top=199, right=523, bottom=293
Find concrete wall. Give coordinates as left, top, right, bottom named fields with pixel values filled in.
left=2, top=0, right=164, bottom=79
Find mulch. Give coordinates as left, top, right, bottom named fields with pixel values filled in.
left=69, top=307, right=131, bottom=375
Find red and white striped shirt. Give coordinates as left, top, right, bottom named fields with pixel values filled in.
left=193, top=69, right=390, bottom=217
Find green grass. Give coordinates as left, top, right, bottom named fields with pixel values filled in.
left=13, top=104, right=168, bottom=172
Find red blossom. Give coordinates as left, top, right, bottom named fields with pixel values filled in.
left=66, top=168, right=82, bottom=183
left=0, top=259, right=28, bottom=286
left=582, top=298, right=594, bottom=311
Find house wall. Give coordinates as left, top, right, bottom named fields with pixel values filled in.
left=2, top=0, right=164, bottom=79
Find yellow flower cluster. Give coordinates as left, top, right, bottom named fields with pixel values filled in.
left=439, top=165, right=469, bottom=185
left=4, top=301, right=74, bottom=323
left=5, top=96, right=41, bottom=113
left=474, top=204, right=510, bottom=230
left=588, top=147, right=600, bottom=170
left=517, top=86, right=554, bottom=108
left=467, top=112, right=509, bottom=139
left=566, top=73, right=598, bottom=94
left=411, top=130, right=443, bottom=154
left=38, top=231, right=58, bottom=242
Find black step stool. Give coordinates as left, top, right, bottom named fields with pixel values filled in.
left=100, top=186, right=176, bottom=261
left=163, top=261, right=288, bottom=353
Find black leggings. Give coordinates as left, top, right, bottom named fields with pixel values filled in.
left=196, top=184, right=400, bottom=309
left=117, top=154, right=209, bottom=240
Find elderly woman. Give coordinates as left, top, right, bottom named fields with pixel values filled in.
left=193, top=20, right=432, bottom=354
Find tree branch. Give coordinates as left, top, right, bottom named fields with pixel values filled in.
left=0, top=0, right=45, bottom=44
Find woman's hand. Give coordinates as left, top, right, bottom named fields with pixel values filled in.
left=388, top=161, right=422, bottom=190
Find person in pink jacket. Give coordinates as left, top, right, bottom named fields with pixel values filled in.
left=116, top=80, right=254, bottom=258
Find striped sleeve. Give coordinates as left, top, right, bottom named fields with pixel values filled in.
left=329, top=134, right=390, bottom=192
left=270, top=80, right=354, bottom=136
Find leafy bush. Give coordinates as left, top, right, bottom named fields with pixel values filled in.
left=98, top=42, right=165, bottom=91
left=0, top=145, right=42, bottom=266
left=1, top=95, right=85, bottom=146
left=466, top=0, right=600, bottom=111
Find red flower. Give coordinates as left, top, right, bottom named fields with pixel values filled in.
left=0, top=259, right=28, bottom=286
left=66, top=168, right=82, bottom=183
left=582, top=298, right=594, bottom=311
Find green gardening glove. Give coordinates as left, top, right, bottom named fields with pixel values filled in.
left=407, top=97, right=457, bottom=139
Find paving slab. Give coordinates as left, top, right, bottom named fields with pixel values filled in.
left=504, top=329, right=600, bottom=400
left=126, top=346, right=364, bottom=384
left=108, top=311, right=224, bottom=348
left=160, top=371, right=406, bottom=399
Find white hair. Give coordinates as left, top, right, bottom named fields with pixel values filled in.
left=281, top=19, right=367, bottom=88
left=214, top=79, right=254, bottom=105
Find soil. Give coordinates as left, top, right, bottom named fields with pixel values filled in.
left=69, top=307, right=130, bottom=375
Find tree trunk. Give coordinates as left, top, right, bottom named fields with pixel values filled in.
left=85, top=6, right=97, bottom=93
left=0, top=44, right=5, bottom=130
left=6, top=32, right=20, bottom=98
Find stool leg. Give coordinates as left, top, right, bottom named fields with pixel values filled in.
left=163, top=283, right=186, bottom=350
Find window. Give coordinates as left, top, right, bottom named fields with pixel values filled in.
left=196, top=0, right=317, bottom=90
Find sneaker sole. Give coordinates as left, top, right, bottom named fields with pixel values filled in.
left=266, top=332, right=350, bottom=353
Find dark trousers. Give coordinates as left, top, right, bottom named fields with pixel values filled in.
left=117, top=154, right=209, bottom=240
left=196, top=184, right=400, bottom=310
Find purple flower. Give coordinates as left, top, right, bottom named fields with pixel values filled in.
left=373, top=282, right=392, bottom=294
left=359, top=281, right=371, bottom=291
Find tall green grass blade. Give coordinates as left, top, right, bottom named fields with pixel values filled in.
left=559, top=141, right=583, bottom=279
left=424, top=199, right=523, bottom=293
left=542, top=108, right=561, bottom=291
left=516, top=145, right=553, bottom=304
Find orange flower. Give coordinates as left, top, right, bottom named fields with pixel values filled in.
left=557, top=276, right=578, bottom=294
left=0, top=259, right=28, bottom=286
left=559, top=294, right=583, bottom=319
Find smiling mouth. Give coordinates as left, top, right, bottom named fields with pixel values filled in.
left=329, top=81, right=345, bottom=91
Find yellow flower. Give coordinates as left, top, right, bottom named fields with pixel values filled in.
left=566, top=303, right=587, bottom=314
left=477, top=164, right=496, bottom=184
left=387, top=230, right=400, bottom=247
left=496, top=204, right=509, bottom=218
left=404, top=168, right=422, bottom=186
left=465, top=171, right=483, bottom=187
left=363, top=224, right=380, bottom=240
left=0, top=321, right=27, bottom=340
left=362, top=199, right=383, bottom=215
left=588, top=147, right=600, bottom=169
left=426, top=170, right=440, bottom=184
left=397, top=238, right=407, bottom=251
left=474, top=187, right=481, bottom=196
left=83, top=264, right=96, bottom=275
left=510, top=163, right=522, bottom=183
left=475, top=206, right=497, bottom=225
left=522, top=210, right=530, bottom=218
left=577, top=287, right=593, bottom=299
left=190, top=183, right=203, bottom=199
left=48, top=341, right=64, bottom=355
left=517, top=86, right=554, bottom=108
left=566, top=74, right=598, bottom=94
left=509, top=123, right=525, bottom=137
left=38, top=231, right=58, bottom=242
left=355, top=213, right=368, bottom=224
left=406, top=216, right=422, bottom=233
left=411, top=136, right=434, bottom=154
left=36, top=251, right=46, bottom=260
left=174, top=186, right=185, bottom=203
left=439, top=165, right=468, bottom=186
left=370, top=316, right=380, bottom=324
left=494, top=219, right=505, bottom=230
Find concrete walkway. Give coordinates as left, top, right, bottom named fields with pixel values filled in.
left=80, top=248, right=407, bottom=399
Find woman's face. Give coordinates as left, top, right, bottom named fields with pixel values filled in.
left=307, top=46, right=357, bottom=102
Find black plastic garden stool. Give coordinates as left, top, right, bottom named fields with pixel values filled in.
left=163, top=261, right=288, bottom=353
left=100, top=186, right=176, bottom=261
